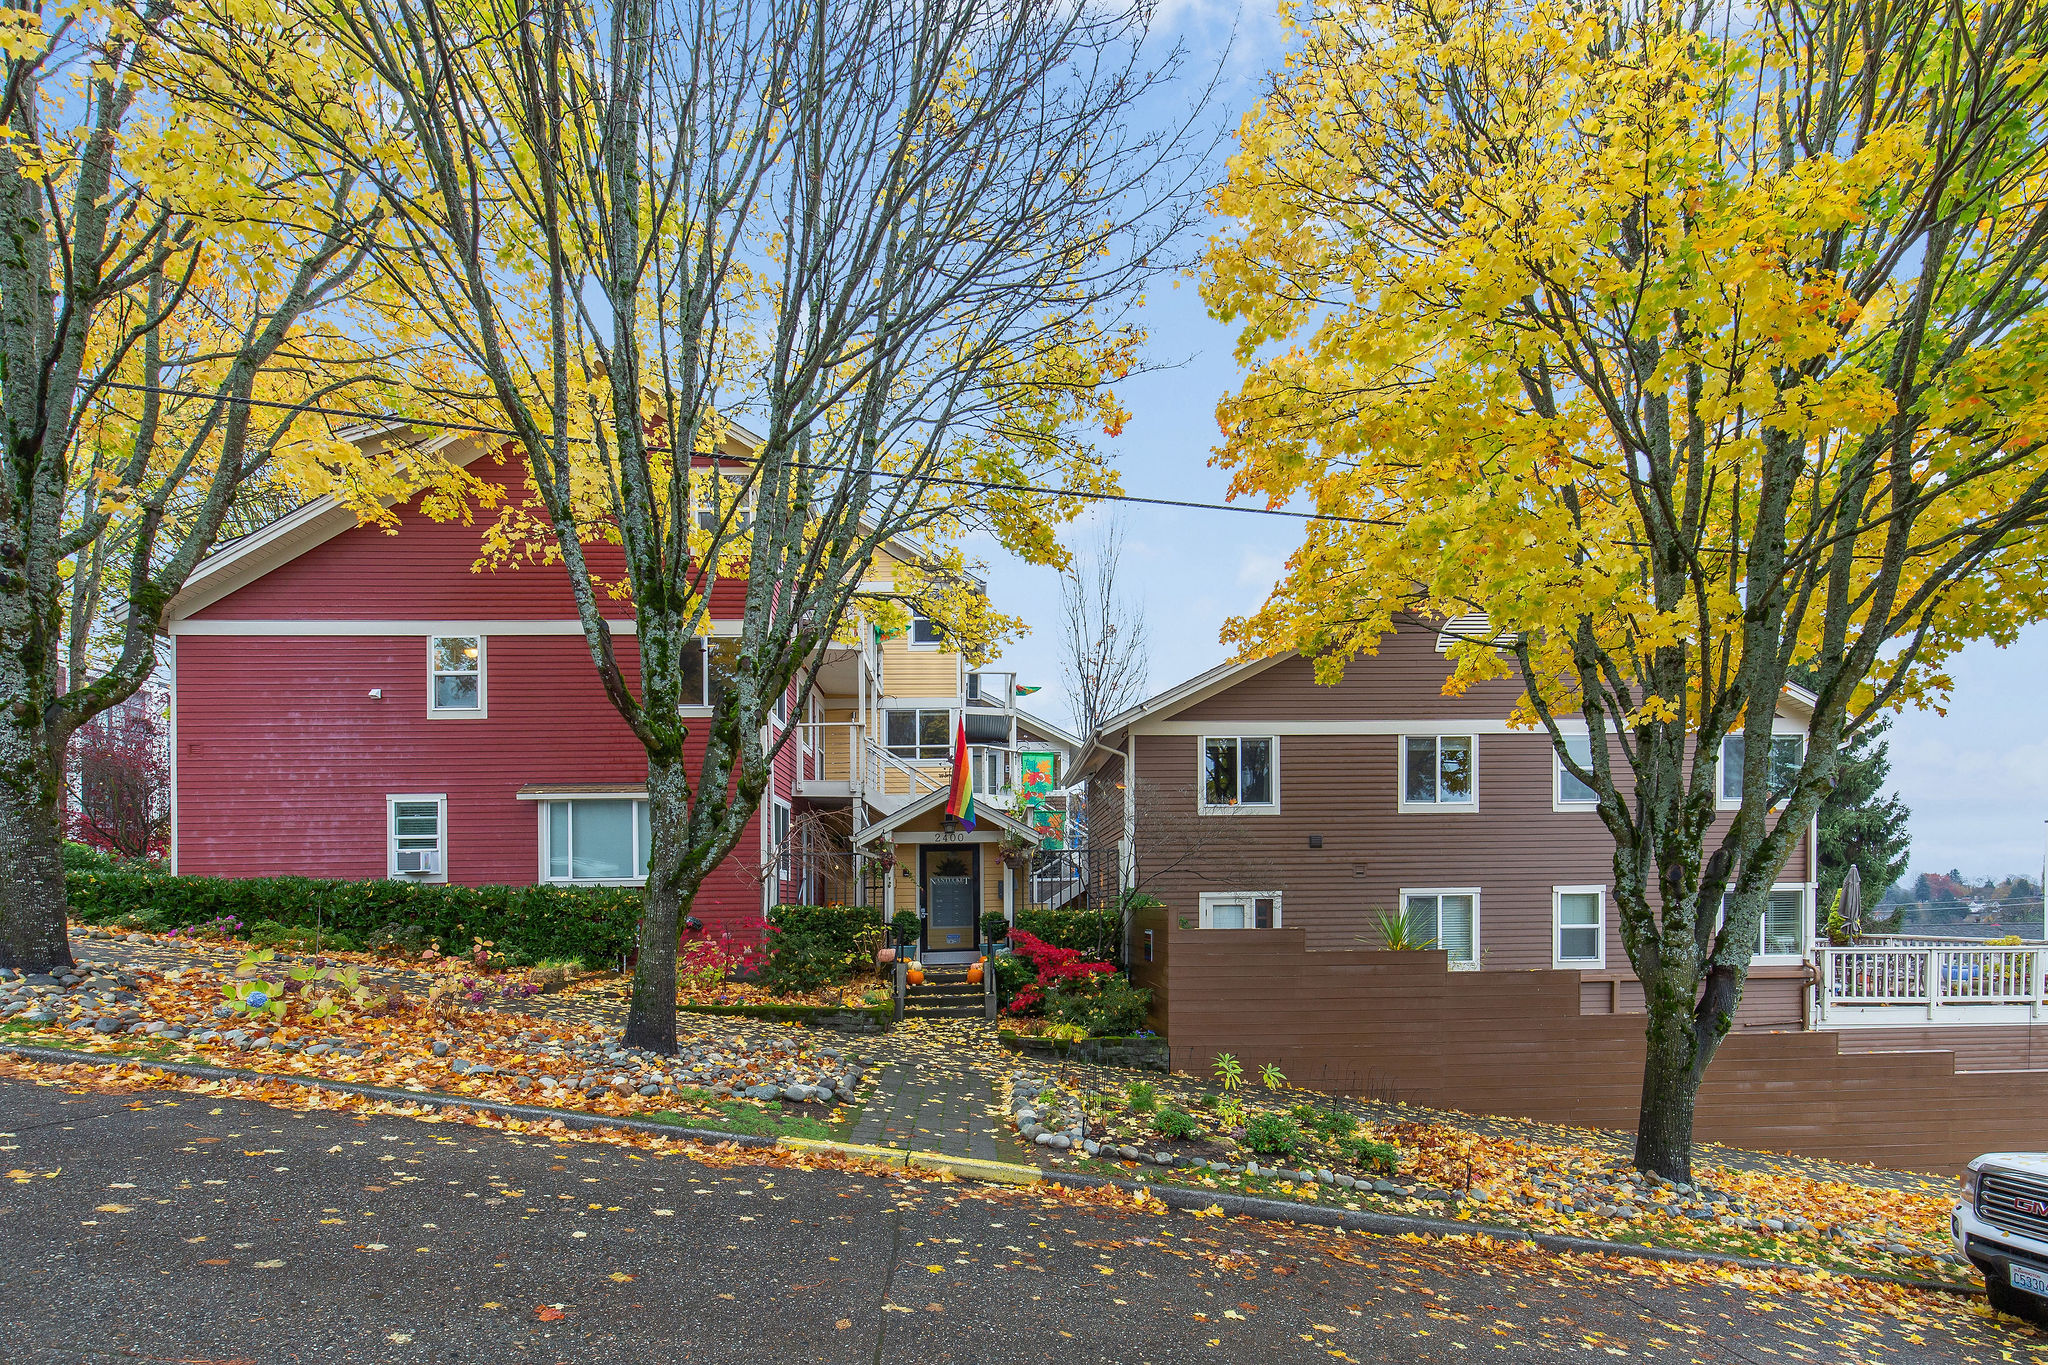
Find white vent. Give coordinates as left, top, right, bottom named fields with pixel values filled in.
left=1435, top=612, right=1497, bottom=653
left=395, top=849, right=441, bottom=875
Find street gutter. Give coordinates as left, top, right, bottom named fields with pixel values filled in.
left=1, top=1041, right=1980, bottom=1299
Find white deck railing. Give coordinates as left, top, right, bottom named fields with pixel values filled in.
left=1815, top=943, right=2048, bottom=1025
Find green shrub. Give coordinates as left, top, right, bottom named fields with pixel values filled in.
left=1153, top=1107, right=1199, bottom=1140
left=1043, top=972, right=1152, bottom=1035
left=757, top=904, right=885, bottom=995
left=1125, top=1079, right=1158, bottom=1113
left=980, top=911, right=1010, bottom=944
left=991, top=951, right=1036, bottom=999
left=1308, top=1108, right=1359, bottom=1140
left=66, top=871, right=642, bottom=968
left=1347, top=1137, right=1400, bottom=1175
left=1243, top=1113, right=1304, bottom=1158
left=1013, top=907, right=1121, bottom=962
left=890, top=908, right=921, bottom=946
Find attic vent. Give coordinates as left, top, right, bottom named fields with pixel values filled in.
left=1435, top=612, right=1498, bottom=653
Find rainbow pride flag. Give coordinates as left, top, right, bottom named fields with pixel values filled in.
left=946, top=716, right=977, bottom=830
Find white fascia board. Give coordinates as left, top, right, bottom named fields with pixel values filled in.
left=166, top=433, right=485, bottom=623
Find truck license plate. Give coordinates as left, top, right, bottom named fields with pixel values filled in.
left=2010, top=1264, right=2048, bottom=1299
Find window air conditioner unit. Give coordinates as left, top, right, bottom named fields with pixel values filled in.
left=396, top=849, right=441, bottom=875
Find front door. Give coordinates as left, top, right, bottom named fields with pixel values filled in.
left=921, top=845, right=979, bottom=952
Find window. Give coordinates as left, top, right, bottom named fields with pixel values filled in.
left=1762, top=886, right=1806, bottom=958
left=388, top=794, right=446, bottom=881
left=885, top=708, right=952, bottom=760
left=676, top=637, right=736, bottom=710
left=1555, top=733, right=1599, bottom=806
left=694, top=473, right=753, bottom=534
left=427, top=636, right=484, bottom=717
left=1402, top=889, right=1479, bottom=968
left=543, top=798, right=651, bottom=882
left=773, top=686, right=789, bottom=728
left=771, top=799, right=792, bottom=888
left=1202, top=736, right=1276, bottom=811
left=1401, top=735, right=1476, bottom=809
left=1199, top=892, right=1280, bottom=929
left=1717, top=885, right=1811, bottom=960
left=1143, top=929, right=1155, bottom=963
left=1719, top=732, right=1804, bottom=804
left=909, top=613, right=944, bottom=648
left=1554, top=886, right=1605, bottom=968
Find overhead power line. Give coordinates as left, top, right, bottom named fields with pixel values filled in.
left=97, top=379, right=1393, bottom=530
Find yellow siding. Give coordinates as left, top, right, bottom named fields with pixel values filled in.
left=866, top=550, right=963, bottom=700
left=983, top=855, right=1007, bottom=922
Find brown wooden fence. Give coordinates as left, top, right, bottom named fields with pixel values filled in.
left=1128, top=910, right=2048, bottom=1174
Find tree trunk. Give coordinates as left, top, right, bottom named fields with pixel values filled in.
left=0, top=692, right=74, bottom=972
left=622, top=754, right=689, bottom=1053
left=1633, top=1001, right=1702, bottom=1182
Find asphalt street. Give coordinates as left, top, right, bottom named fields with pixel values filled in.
left=0, top=1077, right=2029, bottom=1363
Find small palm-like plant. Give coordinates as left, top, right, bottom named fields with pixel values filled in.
left=1213, top=1052, right=1244, bottom=1091
left=1370, top=908, right=1436, bottom=952
left=1259, top=1061, right=1287, bottom=1091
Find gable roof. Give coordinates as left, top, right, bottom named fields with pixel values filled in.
left=1012, top=706, right=1081, bottom=752
left=164, top=430, right=487, bottom=623
left=1073, top=653, right=1291, bottom=775
left=851, top=784, right=1040, bottom=845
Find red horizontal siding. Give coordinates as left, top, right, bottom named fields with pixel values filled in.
left=174, top=632, right=767, bottom=940
left=193, top=455, right=749, bottom=622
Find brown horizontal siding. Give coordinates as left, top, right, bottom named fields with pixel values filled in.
left=1156, top=929, right=2048, bottom=1173
left=1836, top=1024, right=2048, bottom=1073
left=1177, top=633, right=1531, bottom=723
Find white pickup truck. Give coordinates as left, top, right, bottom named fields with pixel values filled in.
left=1957, top=1153, right=2048, bottom=1322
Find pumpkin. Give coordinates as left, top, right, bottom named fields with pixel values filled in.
left=966, top=959, right=985, bottom=986
left=906, top=964, right=925, bottom=986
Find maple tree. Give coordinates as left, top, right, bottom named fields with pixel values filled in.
left=187, top=0, right=1197, bottom=1052
left=1205, top=0, right=2048, bottom=1177
left=0, top=3, right=473, bottom=971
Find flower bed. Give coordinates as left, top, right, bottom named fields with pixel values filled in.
left=1000, top=1055, right=1969, bottom=1285
left=0, top=946, right=867, bottom=1134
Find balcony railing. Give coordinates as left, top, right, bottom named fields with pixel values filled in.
left=966, top=671, right=1015, bottom=708
left=1815, top=940, right=2048, bottom=1025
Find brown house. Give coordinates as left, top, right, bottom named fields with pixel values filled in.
left=1078, top=619, right=1818, bottom=1029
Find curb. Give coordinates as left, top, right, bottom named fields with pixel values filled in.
left=0, top=1042, right=1980, bottom=1298
left=776, top=1137, right=1044, bottom=1186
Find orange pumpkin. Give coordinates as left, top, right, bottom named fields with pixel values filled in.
left=966, top=959, right=985, bottom=986
left=906, top=964, right=926, bottom=986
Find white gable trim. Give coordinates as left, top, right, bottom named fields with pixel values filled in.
left=165, top=433, right=488, bottom=623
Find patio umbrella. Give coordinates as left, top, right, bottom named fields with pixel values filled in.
left=1839, top=865, right=1863, bottom=940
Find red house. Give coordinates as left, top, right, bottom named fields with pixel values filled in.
left=163, top=435, right=1065, bottom=951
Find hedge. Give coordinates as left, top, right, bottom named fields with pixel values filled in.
left=66, top=871, right=643, bottom=969
left=1013, top=906, right=1123, bottom=963
left=757, top=904, right=886, bottom=994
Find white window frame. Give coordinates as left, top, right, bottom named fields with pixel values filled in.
left=884, top=706, right=954, bottom=761
left=536, top=795, right=651, bottom=886
left=770, top=796, right=793, bottom=892
left=1552, top=885, right=1606, bottom=969
left=1198, top=734, right=1280, bottom=815
left=1755, top=882, right=1809, bottom=965
left=1197, top=891, right=1282, bottom=930
left=1717, top=728, right=1806, bottom=810
left=1398, top=734, right=1479, bottom=813
left=1400, top=886, right=1481, bottom=969
left=1553, top=732, right=1601, bottom=811
left=677, top=636, right=716, bottom=713
left=694, top=472, right=755, bottom=535
left=426, top=635, right=486, bottom=719
left=387, top=793, right=448, bottom=883
left=1713, top=881, right=1814, bottom=965
left=907, top=613, right=945, bottom=649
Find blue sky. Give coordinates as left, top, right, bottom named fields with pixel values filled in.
left=974, top=3, right=2048, bottom=887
